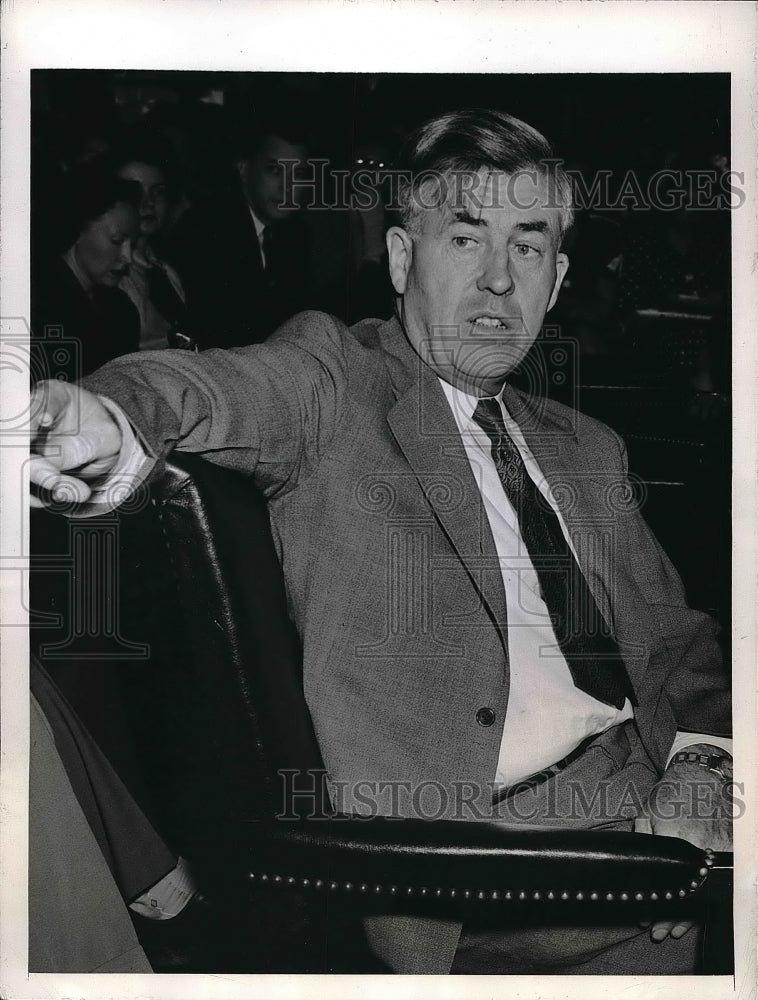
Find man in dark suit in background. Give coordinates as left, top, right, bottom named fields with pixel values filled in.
left=165, top=114, right=311, bottom=348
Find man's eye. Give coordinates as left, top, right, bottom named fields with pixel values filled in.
left=452, top=236, right=478, bottom=249
left=513, top=243, right=540, bottom=257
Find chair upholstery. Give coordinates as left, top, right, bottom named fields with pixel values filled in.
left=29, top=452, right=733, bottom=973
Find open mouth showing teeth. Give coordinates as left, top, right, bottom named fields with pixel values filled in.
left=472, top=317, right=507, bottom=328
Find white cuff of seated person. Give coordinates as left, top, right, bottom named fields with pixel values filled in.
left=666, top=731, right=733, bottom=768
left=129, top=855, right=198, bottom=921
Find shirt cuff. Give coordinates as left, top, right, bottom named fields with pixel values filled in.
left=666, top=731, right=733, bottom=767
left=65, top=396, right=157, bottom=518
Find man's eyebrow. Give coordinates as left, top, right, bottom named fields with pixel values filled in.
left=451, top=209, right=487, bottom=227
left=449, top=213, right=552, bottom=235
left=514, top=220, right=549, bottom=234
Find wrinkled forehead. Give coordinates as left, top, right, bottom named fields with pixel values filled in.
left=416, top=167, right=564, bottom=238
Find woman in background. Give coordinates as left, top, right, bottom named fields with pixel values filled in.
left=32, top=162, right=142, bottom=381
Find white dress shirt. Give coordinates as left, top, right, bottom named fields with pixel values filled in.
left=438, top=379, right=731, bottom=786
left=247, top=205, right=268, bottom=269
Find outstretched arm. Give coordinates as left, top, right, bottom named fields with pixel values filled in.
left=30, top=310, right=352, bottom=509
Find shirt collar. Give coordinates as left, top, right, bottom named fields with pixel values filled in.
left=247, top=204, right=267, bottom=242
left=438, top=375, right=543, bottom=476
left=437, top=377, right=506, bottom=424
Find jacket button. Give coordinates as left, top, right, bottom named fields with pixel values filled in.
left=476, top=707, right=496, bottom=727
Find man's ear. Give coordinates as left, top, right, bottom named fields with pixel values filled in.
left=547, top=252, right=569, bottom=312
left=386, top=226, right=413, bottom=295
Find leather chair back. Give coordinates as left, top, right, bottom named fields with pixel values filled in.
left=31, top=454, right=332, bottom=856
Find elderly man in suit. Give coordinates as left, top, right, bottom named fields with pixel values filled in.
left=30, top=108, right=732, bottom=975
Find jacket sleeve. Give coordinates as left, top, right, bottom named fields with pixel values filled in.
left=80, top=310, right=351, bottom=499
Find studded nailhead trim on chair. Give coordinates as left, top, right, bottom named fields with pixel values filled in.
left=246, top=849, right=716, bottom=903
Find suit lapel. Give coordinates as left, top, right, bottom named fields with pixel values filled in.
left=380, top=318, right=509, bottom=653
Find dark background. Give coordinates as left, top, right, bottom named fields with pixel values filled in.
left=32, top=70, right=729, bottom=174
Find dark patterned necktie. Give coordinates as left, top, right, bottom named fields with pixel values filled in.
left=473, top=397, right=636, bottom=710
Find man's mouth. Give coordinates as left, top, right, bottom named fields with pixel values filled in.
left=468, top=314, right=517, bottom=331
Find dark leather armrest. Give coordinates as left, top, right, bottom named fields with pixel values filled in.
left=202, top=817, right=732, bottom=905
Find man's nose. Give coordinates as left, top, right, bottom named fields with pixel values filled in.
left=476, top=247, right=514, bottom=295
left=120, top=240, right=134, bottom=265
left=141, top=187, right=154, bottom=211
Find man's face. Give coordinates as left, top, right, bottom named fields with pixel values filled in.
left=117, top=161, right=170, bottom=237
left=387, top=169, right=569, bottom=396
left=239, top=134, right=308, bottom=225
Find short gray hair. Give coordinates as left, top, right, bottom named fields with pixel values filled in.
left=395, top=108, right=574, bottom=240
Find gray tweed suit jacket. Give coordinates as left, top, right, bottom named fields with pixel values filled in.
left=83, top=310, right=730, bottom=971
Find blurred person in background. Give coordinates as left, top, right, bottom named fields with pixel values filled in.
left=164, top=109, right=312, bottom=348
left=31, top=161, right=141, bottom=380
left=112, top=133, right=193, bottom=351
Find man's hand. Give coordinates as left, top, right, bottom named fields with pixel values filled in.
left=635, top=744, right=733, bottom=943
left=30, top=380, right=123, bottom=507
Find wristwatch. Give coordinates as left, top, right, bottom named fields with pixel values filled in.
left=671, top=750, right=733, bottom=780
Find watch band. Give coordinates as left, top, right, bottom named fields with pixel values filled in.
left=671, top=750, right=732, bottom=780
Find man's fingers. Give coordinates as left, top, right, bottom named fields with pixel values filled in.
left=650, top=920, right=674, bottom=942
left=649, top=919, right=695, bottom=942
left=30, top=381, right=123, bottom=478
left=52, top=432, right=109, bottom=470
left=29, top=456, right=92, bottom=504
left=30, top=380, right=68, bottom=436
left=32, top=477, right=92, bottom=506
left=635, top=816, right=702, bottom=945
left=74, top=455, right=122, bottom=478
left=30, top=455, right=66, bottom=490
left=37, top=429, right=120, bottom=476
left=29, top=383, right=122, bottom=510
left=669, top=920, right=695, bottom=940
